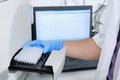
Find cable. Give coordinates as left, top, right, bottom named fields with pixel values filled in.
left=64, top=0, right=83, bottom=6
left=64, top=0, right=67, bottom=6
left=83, top=0, right=86, bottom=5
left=93, top=0, right=106, bottom=14
left=92, top=0, right=107, bottom=33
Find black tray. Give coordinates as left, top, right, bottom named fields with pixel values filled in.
left=9, top=48, right=53, bottom=74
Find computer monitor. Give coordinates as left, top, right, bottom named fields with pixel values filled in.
left=32, top=6, right=98, bottom=72
left=32, top=6, right=92, bottom=41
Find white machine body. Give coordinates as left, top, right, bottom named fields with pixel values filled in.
left=0, top=0, right=66, bottom=80
left=0, top=0, right=31, bottom=80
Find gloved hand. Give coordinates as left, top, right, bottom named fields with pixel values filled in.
left=22, top=40, right=63, bottom=54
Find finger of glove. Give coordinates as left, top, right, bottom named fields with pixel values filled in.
left=43, top=45, right=50, bottom=54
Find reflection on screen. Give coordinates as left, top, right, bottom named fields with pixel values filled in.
left=35, top=9, right=91, bottom=41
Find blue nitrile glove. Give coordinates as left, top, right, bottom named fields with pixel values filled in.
left=22, top=40, right=63, bottom=54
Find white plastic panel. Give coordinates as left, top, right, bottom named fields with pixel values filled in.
left=45, top=48, right=66, bottom=80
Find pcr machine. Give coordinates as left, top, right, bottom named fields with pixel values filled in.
left=0, top=0, right=65, bottom=80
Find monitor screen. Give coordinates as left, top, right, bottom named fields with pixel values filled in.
left=33, top=6, right=92, bottom=41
